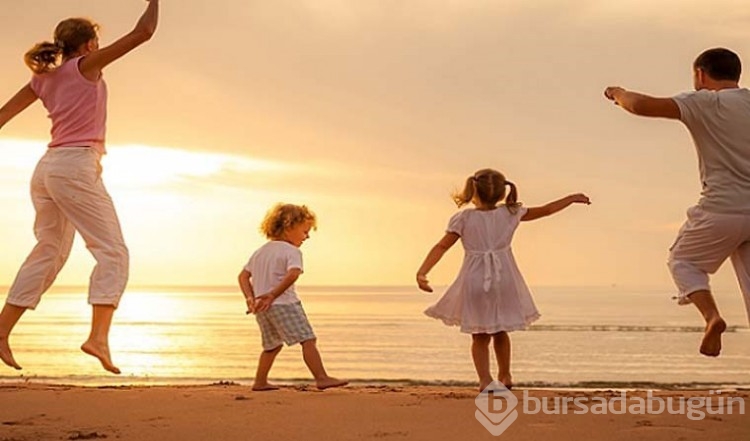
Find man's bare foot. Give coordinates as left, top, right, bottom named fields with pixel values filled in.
left=81, top=340, right=121, bottom=374
left=0, top=336, right=22, bottom=370
left=316, top=377, right=348, bottom=390
left=700, top=318, right=727, bottom=357
left=252, top=383, right=280, bottom=391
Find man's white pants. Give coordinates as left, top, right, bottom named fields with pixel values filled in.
left=668, top=205, right=750, bottom=324
left=6, top=148, right=129, bottom=309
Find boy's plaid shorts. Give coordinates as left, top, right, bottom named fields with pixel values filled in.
left=255, top=301, right=316, bottom=351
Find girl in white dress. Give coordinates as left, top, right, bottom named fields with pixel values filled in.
left=417, top=168, right=589, bottom=390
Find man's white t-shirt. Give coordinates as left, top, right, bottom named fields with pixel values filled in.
left=673, top=88, right=750, bottom=214
left=244, top=241, right=303, bottom=305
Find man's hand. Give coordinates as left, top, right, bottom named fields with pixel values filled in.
left=604, top=86, right=625, bottom=102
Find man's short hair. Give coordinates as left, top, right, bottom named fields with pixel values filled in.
left=694, top=48, right=742, bottom=82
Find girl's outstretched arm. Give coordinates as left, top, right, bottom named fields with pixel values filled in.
left=0, top=85, right=37, bottom=130
left=416, top=232, right=460, bottom=292
left=79, top=0, right=159, bottom=80
left=522, top=193, right=590, bottom=222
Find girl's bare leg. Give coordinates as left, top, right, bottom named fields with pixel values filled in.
left=253, top=345, right=282, bottom=391
left=301, top=339, right=348, bottom=390
left=472, top=333, right=493, bottom=391
left=0, top=304, right=26, bottom=370
left=492, top=331, right=512, bottom=388
left=80, top=305, right=120, bottom=374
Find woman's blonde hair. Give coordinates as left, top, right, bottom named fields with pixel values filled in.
left=452, top=168, right=520, bottom=212
left=25, top=18, right=99, bottom=74
left=260, top=203, right=318, bottom=240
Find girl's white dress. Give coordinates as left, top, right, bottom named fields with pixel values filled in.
left=425, top=206, right=540, bottom=334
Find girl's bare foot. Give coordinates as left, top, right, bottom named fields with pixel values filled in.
left=0, top=336, right=22, bottom=370
left=498, top=374, right=513, bottom=390
left=252, top=383, right=280, bottom=391
left=316, top=377, right=348, bottom=390
left=700, top=318, right=727, bottom=357
left=479, top=379, right=494, bottom=392
left=81, top=340, right=121, bottom=374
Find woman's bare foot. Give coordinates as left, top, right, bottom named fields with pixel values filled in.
left=316, top=377, right=348, bottom=390
left=0, top=336, right=22, bottom=370
left=252, top=382, right=280, bottom=391
left=81, top=340, right=121, bottom=374
left=700, top=318, right=727, bottom=357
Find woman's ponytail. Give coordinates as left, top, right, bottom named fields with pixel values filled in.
left=24, top=42, right=62, bottom=74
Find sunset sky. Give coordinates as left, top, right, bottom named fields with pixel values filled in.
left=1, top=0, right=749, bottom=289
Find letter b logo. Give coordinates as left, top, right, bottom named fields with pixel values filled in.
left=475, top=382, right=519, bottom=436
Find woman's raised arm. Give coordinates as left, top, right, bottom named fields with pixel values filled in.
left=79, top=0, right=159, bottom=79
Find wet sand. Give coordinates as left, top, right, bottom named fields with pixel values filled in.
left=0, top=383, right=747, bottom=441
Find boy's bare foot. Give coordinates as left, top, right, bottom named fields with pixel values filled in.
left=252, top=383, right=280, bottom=391
left=81, top=340, right=121, bottom=374
left=700, top=318, right=727, bottom=357
left=316, top=377, right=348, bottom=390
left=0, top=336, right=22, bottom=370
left=479, top=379, right=493, bottom=392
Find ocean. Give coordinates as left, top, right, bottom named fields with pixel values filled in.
left=1, top=285, right=748, bottom=388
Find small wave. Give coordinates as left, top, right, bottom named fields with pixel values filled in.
left=1, top=376, right=748, bottom=391
left=527, top=324, right=744, bottom=333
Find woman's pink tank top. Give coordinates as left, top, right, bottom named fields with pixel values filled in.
left=30, top=56, right=107, bottom=154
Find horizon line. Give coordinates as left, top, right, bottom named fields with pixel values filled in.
left=0, top=283, right=677, bottom=290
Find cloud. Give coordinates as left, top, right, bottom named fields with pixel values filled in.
left=104, top=143, right=293, bottom=189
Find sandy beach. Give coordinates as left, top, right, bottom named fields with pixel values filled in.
left=0, top=383, right=747, bottom=441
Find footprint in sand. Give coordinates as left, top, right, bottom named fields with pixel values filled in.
left=67, top=431, right=108, bottom=440
left=3, top=414, right=44, bottom=427
left=372, top=431, right=409, bottom=438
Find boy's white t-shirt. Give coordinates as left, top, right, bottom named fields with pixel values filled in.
left=244, top=241, right=303, bottom=305
left=672, top=88, right=750, bottom=214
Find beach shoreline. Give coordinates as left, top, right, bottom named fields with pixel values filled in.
left=2, top=377, right=750, bottom=391
left=0, top=382, right=747, bottom=441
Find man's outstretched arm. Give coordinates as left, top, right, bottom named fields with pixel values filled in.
left=604, top=86, right=681, bottom=119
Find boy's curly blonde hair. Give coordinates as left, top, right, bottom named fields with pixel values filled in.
left=260, top=203, right=317, bottom=240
